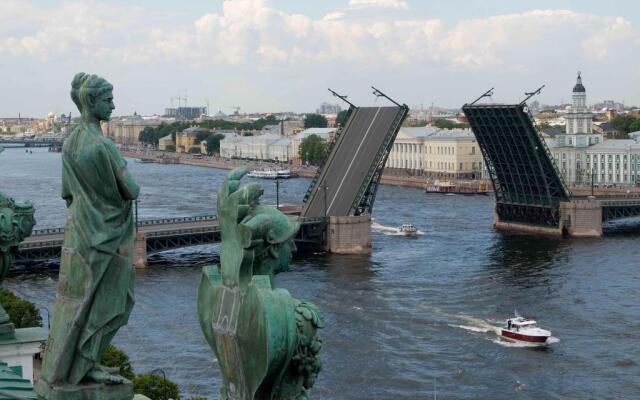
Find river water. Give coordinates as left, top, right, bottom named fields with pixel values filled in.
left=1, top=147, right=639, bottom=399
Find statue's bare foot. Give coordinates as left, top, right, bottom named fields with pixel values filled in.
left=86, top=369, right=125, bottom=385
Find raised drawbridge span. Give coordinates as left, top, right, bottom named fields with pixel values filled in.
left=302, top=102, right=408, bottom=218
left=464, top=97, right=640, bottom=235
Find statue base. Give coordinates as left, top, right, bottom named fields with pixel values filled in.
left=35, top=378, right=134, bottom=400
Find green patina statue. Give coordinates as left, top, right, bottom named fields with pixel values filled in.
left=0, top=192, right=35, bottom=338
left=198, top=168, right=324, bottom=400
left=36, top=73, right=139, bottom=400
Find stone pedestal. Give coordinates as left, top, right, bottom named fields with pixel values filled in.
left=133, top=232, right=147, bottom=268
left=35, top=379, right=133, bottom=400
left=323, top=215, right=371, bottom=254
left=0, top=327, right=48, bottom=383
left=560, top=198, right=603, bottom=238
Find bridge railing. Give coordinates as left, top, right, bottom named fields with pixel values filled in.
left=31, top=214, right=218, bottom=236
left=32, top=227, right=66, bottom=236
left=137, top=214, right=217, bottom=226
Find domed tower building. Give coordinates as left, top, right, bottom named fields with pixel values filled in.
left=565, top=72, right=593, bottom=137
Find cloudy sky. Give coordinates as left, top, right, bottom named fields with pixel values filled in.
left=1, top=0, right=639, bottom=117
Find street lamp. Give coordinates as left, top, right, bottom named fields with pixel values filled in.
left=150, top=369, right=168, bottom=400
left=275, top=178, right=280, bottom=209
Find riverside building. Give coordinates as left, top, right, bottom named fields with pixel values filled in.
left=547, top=73, right=640, bottom=186
left=385, top=127, right=483, bottom=179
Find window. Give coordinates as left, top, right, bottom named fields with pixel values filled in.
left=472, top=147, right=476, bottom=155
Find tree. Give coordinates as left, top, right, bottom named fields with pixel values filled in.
left=205, top=133, right=225, bottom=155
left=304, top=114, right=328, bottom=129
left=0, top=288, right=42, bottom=328
left=299, top=134, right=328, bottom=166
left=188, top=146, right=201, bottom=154
left=611, top=115, right=640, bottom=135
left=432, top=118, right=469, bottom=130
left=101, top=345, right=134, bottom=380
left=336, top=110, right=349, bottom=127
left=134, top=373, right=180, bottom=400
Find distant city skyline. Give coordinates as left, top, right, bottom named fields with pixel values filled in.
left=1, top=0, right=639, bottom=117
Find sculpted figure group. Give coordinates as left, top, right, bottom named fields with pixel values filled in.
left=26, top=72, right=323, bottom=400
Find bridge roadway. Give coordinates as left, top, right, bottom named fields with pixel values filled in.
left=302, top=106, right=407, bottom=218
left=17, top=207, right=325, bottom=263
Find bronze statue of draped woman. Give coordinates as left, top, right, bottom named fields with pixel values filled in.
left=37, top=73, right=139, bottom=396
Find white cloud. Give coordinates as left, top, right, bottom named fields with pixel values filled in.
left=1, top=0, right=639, bottom=114
left=349, top=0, right=409, bottom=10
left=1, top=1, right=636, bottom=70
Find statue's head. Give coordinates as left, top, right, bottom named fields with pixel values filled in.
left=70, top=72, right=114, bottom=121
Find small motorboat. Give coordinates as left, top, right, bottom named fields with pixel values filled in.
left=501, top=314, right=551, bottom=344
left=398, top=223, right=418, bottom=236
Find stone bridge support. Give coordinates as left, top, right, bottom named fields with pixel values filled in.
left=323, top=215, right=371, bottom=254
left=133, top=232, right=147, bottom=268
left=559, top=198, right=603, bottom=238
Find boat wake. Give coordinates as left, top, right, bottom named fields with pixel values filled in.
left=419, top=304, right=558, bottom=348
left=371, top=222, right=424, bottom=236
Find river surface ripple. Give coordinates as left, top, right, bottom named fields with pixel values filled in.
left=1, top=147, right=640, bottom=399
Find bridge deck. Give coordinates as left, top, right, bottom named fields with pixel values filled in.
left=18, top=210, right=324, bottom=262
left=302, top=106, right=407, bottom=218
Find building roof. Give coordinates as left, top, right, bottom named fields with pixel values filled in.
left=540, top=127, right=564, bottom=138
left=573, top=72, right=586, bottom=93
left=0, top=361, right=37, bottom=399
left=425, top=128, right=475, bottom=140
left=587, top=139, right=638, bottom=151
left=295, top=127, right=337, bottom=140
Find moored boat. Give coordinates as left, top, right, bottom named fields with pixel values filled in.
left=501, top=315, right=551, bottom=344
left=248, top=169, right=291, bottom=179
left=424, top=180, right=490, bottom=195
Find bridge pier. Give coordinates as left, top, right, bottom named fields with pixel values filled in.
left=323, top=215, right=372, bottom=254
left=559, top=198, right=602, bottom=238
left=493, top=210, right=562, bottom=236
left=133, top=232, right=148, bottom=268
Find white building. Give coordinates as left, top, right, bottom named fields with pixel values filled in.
left=548, top=73, right=640, bottom=186
left=219, top=133, right=292, bottom=162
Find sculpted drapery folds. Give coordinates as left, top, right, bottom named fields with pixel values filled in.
left=38, top=73, right=140, bottom=391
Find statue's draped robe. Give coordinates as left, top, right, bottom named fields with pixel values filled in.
left=41, top=121, right=139, bottom=384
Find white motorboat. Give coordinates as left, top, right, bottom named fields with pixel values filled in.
left=398, top=223, right=418, bottom=236
left=501, top=314, right=551, bottom=344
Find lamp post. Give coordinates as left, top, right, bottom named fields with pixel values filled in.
left=323, top=184, right=328, bottom=218
left=39, top=306, right=50, bottom=329
left=275, top=177, right=280, bottom=209
left=134, top=199, right=139, bottom=233
left=151, top=368, right=168, bottom=400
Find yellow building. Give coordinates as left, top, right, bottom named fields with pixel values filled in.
left=423, top=129, right=482, bottom=179
left=102, top=115, right=161, bottom=145
left=386, top=127, right=483, bottom=179
left=175, top=127, right=198, bottom=153
left=158, top=134, right=174, bottom=151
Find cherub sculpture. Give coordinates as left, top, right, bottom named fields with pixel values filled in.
left=198, top=168, right=323, bottom=400
left=0, top=192, right=35, bottom=336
